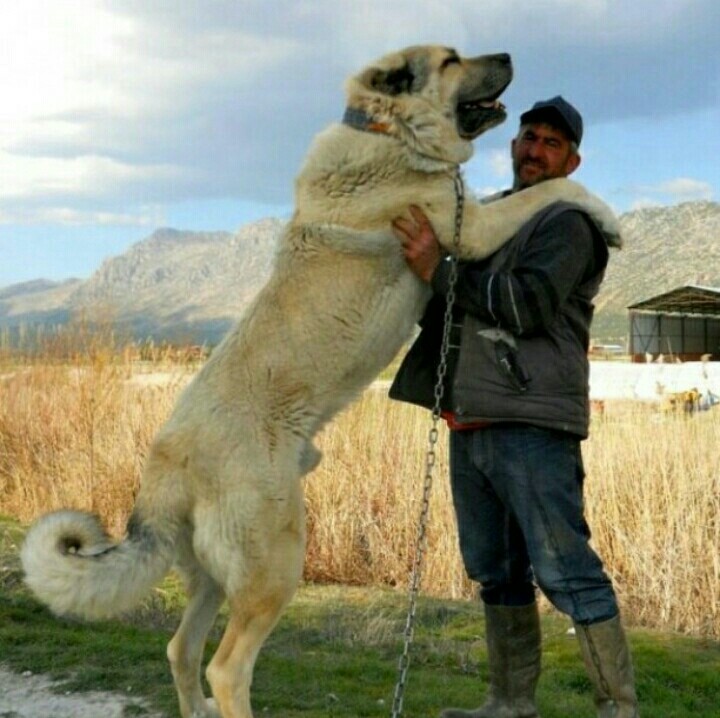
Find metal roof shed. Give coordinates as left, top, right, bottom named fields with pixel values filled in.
left=628, top=285, right=720, bottom=362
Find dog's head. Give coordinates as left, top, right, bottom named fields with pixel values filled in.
left=345, top=45, right=512, bottom=165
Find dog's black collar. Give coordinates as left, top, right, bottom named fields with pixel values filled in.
left=342, top=107, right=391, bottom=134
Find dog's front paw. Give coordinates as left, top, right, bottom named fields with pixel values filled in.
left=580, top=193, right=623, bottom=248
left=602, top=220, right=623, bottom=248
left=546, top=179, right=623, bottom=248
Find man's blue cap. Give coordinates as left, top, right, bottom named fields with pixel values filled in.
left=520, top=96, right=583, bottom=146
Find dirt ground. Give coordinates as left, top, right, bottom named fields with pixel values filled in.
left=0, top=666, right=162, bottom=718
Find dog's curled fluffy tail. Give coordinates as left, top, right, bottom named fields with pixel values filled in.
left=21, top=509, right=176, bottom=620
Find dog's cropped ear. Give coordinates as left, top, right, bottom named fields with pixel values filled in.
left=361, top=63, right=416, bottom=96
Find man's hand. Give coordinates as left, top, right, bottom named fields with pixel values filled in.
left=392, top=205, right=443, bottom=283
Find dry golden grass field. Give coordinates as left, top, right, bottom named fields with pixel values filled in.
left=1, top=344, right=719, bottom=638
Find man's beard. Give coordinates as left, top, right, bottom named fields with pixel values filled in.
left=513, top=159, right=549, bottom=189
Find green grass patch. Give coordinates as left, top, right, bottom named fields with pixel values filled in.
left=2, top=516, right=719, bottom=717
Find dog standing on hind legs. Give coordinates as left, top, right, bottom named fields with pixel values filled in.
left=21, top=45, right=620, bottom=718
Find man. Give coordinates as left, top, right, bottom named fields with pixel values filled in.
left=390, top=97, right=639, bottom=718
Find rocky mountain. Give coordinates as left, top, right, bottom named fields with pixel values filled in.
left=0, top=202, right=718, bottom=344
left=0, top=278, right=81, bottom=328
left=68, top=221, right=284, bottom=342
left=0, top=220, right=283, bottom=344
left=594, top=200, right=720, bottom=339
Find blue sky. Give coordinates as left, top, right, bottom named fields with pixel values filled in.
left=1, top=0, right=718, bottom=289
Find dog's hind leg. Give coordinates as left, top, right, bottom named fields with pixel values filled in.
left=206, top=589, right=293, bottom=718
left=168, top=565, right=225, bottom=718
left=206, top=523, right=304, bottom=718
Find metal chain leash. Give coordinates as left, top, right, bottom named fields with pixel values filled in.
left=390, top=166, right=465, bottom=718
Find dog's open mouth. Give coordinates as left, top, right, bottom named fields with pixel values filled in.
left=457, top=95, right=507, bottom=139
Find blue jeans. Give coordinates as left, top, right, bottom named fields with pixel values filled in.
left=449, top=423, right=618, bottom=625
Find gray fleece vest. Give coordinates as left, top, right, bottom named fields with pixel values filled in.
left=450, top=201, right=606, bottom=438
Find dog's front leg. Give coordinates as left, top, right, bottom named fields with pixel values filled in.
left=446, top=178, right=620, bottom=261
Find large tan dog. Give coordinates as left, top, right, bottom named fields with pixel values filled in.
left=21, top=46, right=619, bottom=718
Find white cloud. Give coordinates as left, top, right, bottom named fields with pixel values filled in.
left=0, top=205, right=164, bottom=227
left=0, top=0, right=717, bottom=218
left=631, top=178, right=714, bottom=205
left=0, top=3, right=139, bottom=142
left=486, top=149, right=512, bottom=179
left=652, top=178, right=713, bottom=201
left=0, top=150, right=189, bottom=202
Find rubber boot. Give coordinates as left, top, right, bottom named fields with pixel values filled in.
left=574, top=615, right=639, bottom=718
left=441, top=602, right=541, bottom=718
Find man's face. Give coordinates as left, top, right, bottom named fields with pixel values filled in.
left=511, top=122, right=581, bottom=189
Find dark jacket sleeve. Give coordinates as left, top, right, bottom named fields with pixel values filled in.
left=430, top=210, right=607, bottom=336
